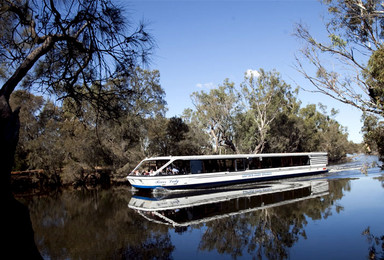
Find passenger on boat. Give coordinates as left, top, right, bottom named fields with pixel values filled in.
left=172, top=167, right=179, bottom=175
left=130, top=170, right=140, bottom=176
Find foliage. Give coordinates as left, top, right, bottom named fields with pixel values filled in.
left=0, top=0, right=154, bottom=195
left=295, top=0, right=384, bottom=160
left=295, top=0, right=384, bottom=115
left=0, top=0, right=152, bottom=109
left=10, top=90, right=64, bottom=185
left=12, top=65, right=353, bottom=185
left=240, top=69, right=299, bottom=153
left=191, top=79, right=241, bottom=154
left=361, top=113, right=384, bottom=161
left=0, top=1, right=154, bottom=257
left=10, top=68, right=208, bottom=183
left=188, top=69, right=351, bottom=161
left=10, top=68, right=169, bottom=183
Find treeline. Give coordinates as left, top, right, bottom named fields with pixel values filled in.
left=189, top=69, right=358, bottom=160
left=11, top=68, right=358, bottom=185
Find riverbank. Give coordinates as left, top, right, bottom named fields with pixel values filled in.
left=11, top=167, right=129, bottom=195
left=11, top=153, right=379, bottom=194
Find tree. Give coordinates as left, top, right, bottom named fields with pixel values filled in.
left=361, top=113, right=384, bottom=161
left=9, top=69, right=168, bottom=183
left=145, top=116, right=207, bottom=157
left=186, top=69, right=350, bottom=159
left=182, top=108, right=211, bottom=155
left=266, top=111, right=305, bottom=153
left=295, top=0, right=384, bottom=115
left=191, top=79, right=241, bottom=154
left=165, top=117, right=189, bottom=155
left=94, top=68, right=167, bottom=174
left=11, top=91, right=66, bottom=184
left=295, top=0, right=384, bottom=161
left=9, top=90, right=44, bottom=170
left=298, top=104, right=350, bottom=162
left=240, top=69, right=298, bottom=153
left=0, top=0, right=152, bottom=257
left=0, top=0, right=152, bottom=194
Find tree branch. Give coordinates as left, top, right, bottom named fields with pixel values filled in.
left=0, top=36, right=57, bottom=100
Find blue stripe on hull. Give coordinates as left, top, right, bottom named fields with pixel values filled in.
left=130, top=170, right=328, bottom=190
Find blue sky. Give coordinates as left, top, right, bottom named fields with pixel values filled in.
left=128, top=0, right=364, bottom=143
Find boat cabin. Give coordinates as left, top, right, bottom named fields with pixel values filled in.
left=130, top=153, right=327, bottom=176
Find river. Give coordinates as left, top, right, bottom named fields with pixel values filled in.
left=17, top=155, right=384, bottom=259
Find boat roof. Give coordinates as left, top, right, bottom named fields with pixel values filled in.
left=142, top=152, right=327, bottom=161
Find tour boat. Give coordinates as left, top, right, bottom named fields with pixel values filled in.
left=126, top=152, right=328, bottom=190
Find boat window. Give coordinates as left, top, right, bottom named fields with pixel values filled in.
left=191, top=160, right=203, bottom=174
left=248, top=155, right=310, bottom=170
left=167, top=155, right=310, bottom=175
left=236, top=158, right=246, bottom=171
left=295, top=156, right=310, bottom=166
left=261, top=157, right=273, bottom=168
left=281, top=157, right=293, bottom=167
left=202, top=160, right=218, bottom=173
left=224, top=159, right=236, bottom=172
left=214, top=159, right=236, bottom=172
left=134, top=159, right=170, bottom=175
left=171, top=160, right=190, bottom=174
left=249, top=157, right=262, bottom=170
left=272, top=157, right=282, bottom=168
left=282, top=156, right=310, bottom=167
left=190, top=159, right=239, bottom=174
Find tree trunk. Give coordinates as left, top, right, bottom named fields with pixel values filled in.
left=0, top=35, right=56, bottom=100
left=254, top=131, right=266, bottom=154
left=0, top=95, right=19, bottom=199
left=0, top=94, right=42, bottom=259
left=210, top=128, right=219, bottom=154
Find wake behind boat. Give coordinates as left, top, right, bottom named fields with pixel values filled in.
left=126, top=152, right=328, bottom=190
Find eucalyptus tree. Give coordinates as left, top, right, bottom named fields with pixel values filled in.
left=94, top=68, right=167, bottom=174
left=181, top=108, right=211, bottom=155
left=298, top=104, right=349, bottom=162
left=0, top=0, right=152, bottom=196
left=191, top=79, right=241, bottom=154
left=145, top=116, right=199, bottom=157
left=295, top=0, right=384, bottom=160
left=295, top=0, right=384, bottom=115
left=240, top=69, right=297, bottom=154
left=361, top=113, right=384, bottom=161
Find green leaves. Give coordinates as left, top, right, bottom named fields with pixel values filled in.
left=329, top=33, right=347, bottom=48
left=191, top=79, right=240, bottom=153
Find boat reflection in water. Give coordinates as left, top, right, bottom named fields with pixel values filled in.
left=128, top=180, right=329, bottom=227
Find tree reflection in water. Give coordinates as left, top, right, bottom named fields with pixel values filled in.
left=362, top=227, right=384, bottom=260
left=17, top=174, right=384, bottom=260
left=362, top=175, right=384, bottom=260
left=19, top=187, right=174, bottom=259
left=197, top=179, right=351, bottom=259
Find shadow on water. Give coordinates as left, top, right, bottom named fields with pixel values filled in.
left=16, top=155, right=384, bottom=259
left=129, top=180, right=329, bottom=227
left=3, top=196, right=42, bottom=259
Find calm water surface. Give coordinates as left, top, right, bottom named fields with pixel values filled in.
left=17, top=155, right=384, bottom=259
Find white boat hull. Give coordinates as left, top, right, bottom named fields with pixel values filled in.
left=127, top=165, right=328, bottom=190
